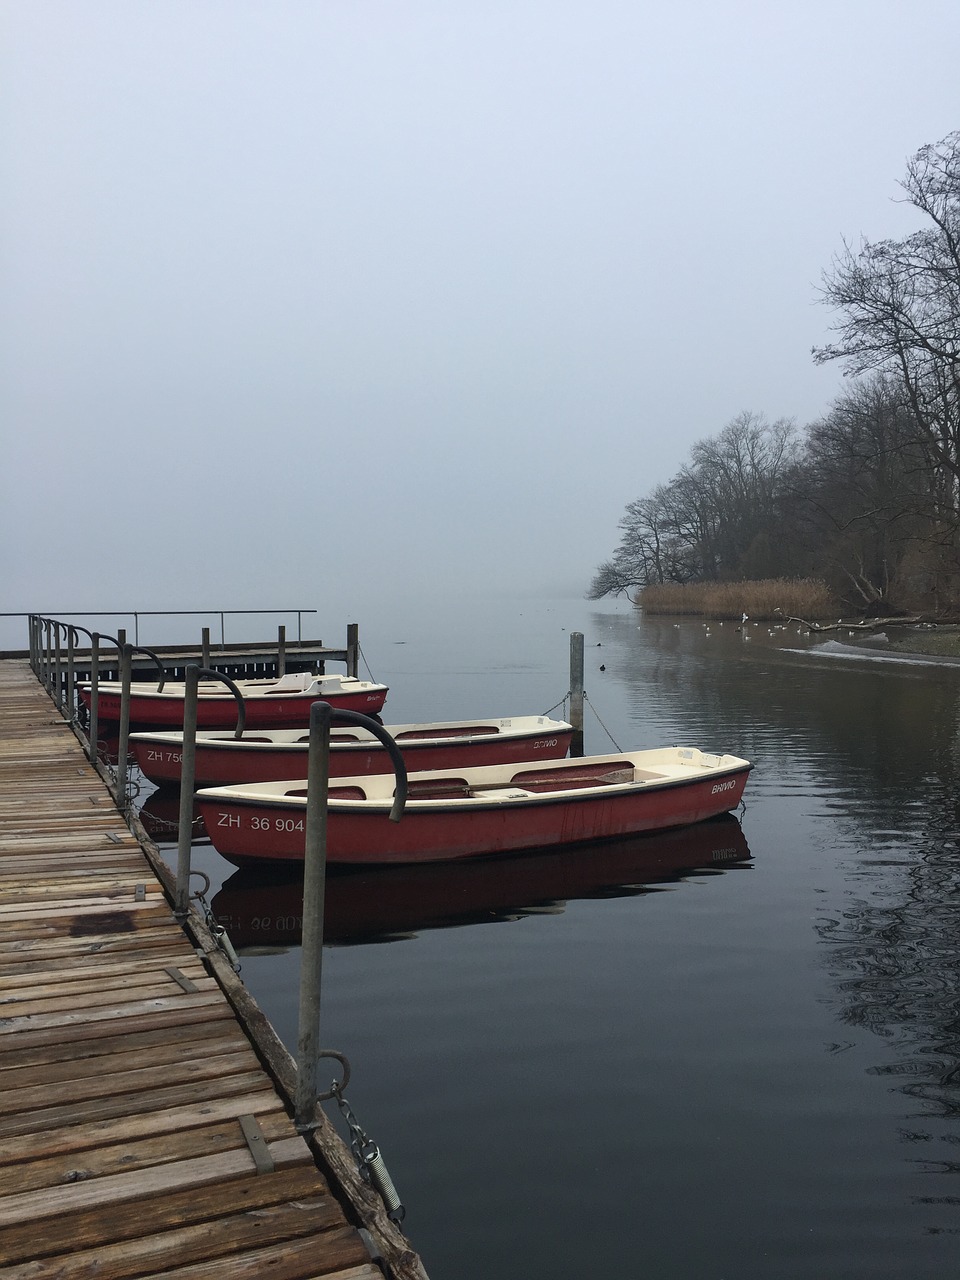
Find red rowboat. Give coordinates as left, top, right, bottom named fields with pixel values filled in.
left=195, top=746, right=752, bottom=866
left=130, top=715, right=574, bottom=786
left=210, top=814, right=752, bottom=947
left=78, top=671, right=388, bottom=728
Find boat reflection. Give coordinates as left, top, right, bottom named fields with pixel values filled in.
left=138, top=786, right=207, bottom=844
left=210, top=814, right=751, bottom=949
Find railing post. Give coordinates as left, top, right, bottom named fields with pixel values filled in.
left=570, top=632, right=584, bottom=758
left=88, top=634, right=101, bottom=764
left=295, top=700, right=333, bottom=1130
left=116, top=644, right=133, bottom=809
left=43, top=619, right=53, bottom=693
left=277, top=625, right=286, bottom=677
left=66, top=627, right=76, bottom=723
left=54, top=624, right=65, bottom=710
left=346, top=623, right=359, bottom=678
left=175, top=666, right=200, bottom=922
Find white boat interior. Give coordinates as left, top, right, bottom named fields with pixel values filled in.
left=198, top=747, right=752, bottom=808
left=82, top=672, right=383, bottom=699
left=132, top=714, right=573, bottom=750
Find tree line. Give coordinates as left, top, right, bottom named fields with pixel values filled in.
left=590, top=131, right=960, bottom=616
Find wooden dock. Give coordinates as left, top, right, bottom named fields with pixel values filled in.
left=0, top=659, right=425, bottom=1278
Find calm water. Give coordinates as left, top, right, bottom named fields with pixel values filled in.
left=141, top=595, right=960, bottom=1279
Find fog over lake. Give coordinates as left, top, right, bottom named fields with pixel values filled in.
left=3, top=2, right=960, bottom=619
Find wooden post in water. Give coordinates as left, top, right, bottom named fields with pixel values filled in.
left=570, top=631, right=585, bottom=757
left=346, top=623, right=359, bottom=678
left=277, top=625, right=286, bottom=677
left=201, top=627, right=210, bottom=670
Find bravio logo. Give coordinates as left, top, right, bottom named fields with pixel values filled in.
left=711, top=778, right=738, bottom=795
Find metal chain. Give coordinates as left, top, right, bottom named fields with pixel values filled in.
left=541, top=692, right=570, bottom=718
left=190, top=871, right=241, bottom=972
left=584, top=692, right=622, bottom=751
left=331, top=1082, right=406, bottom=1224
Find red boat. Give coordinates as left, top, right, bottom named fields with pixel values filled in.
left=210, top=814, right=752, bottom=947
left=78, top=671, right=388, bottom=728
left=195, top=746, right=752, bottom=866
left=129, top=715, right=574, bottom=786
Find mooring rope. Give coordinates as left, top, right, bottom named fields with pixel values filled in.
left=357, top=643, right=377, bottom=682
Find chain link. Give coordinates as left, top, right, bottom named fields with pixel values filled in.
left=332, top=1082, right=406, bottom=1224
left=190, top=871, right=241, bottom=971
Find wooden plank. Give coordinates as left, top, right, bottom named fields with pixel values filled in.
left=0, top=1199, right=350, bottom=1279
left=0, top=989, right=228, bottom=1038
left=0, top=1048, right=260, bottom=1118
left=0, top=1137, right=311, bottom=1227
left=0, top=1093, right=285, bottom=1168
left=0, top=1110, right=298, bottom=1195
left=138, top=1230, right=372, bottom=1279
left=0, top=1011, right=233, bottom=1068
left=0, top=1071, right=274, bottom=1139
left=0, top=1166, right=330, bottom=1264
left=0, top=954, right=208, bottom=992
left=0, top=1000, right=232, bottom=1056
left=0, top=1033, right=252, bottom=1094
left=0, top=974, right=220, bottom=1019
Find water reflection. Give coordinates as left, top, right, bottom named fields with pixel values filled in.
left=210, top=814, right=751, bottom=948
left=139, top=785, right=206, bottom=843
left=119, top=602, right=960, bottom=1275
left=815, top=821, right=960, bottom=1119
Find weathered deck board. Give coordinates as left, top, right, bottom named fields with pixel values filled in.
left=0, top=659, right=412, bottom=1278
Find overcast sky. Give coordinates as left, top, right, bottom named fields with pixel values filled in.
left=3, top=1, right=959, bottom=639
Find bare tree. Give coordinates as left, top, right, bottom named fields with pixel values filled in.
left=814, top=132, right=960, bottom=511
left=798, top=377, right=930, bottom=607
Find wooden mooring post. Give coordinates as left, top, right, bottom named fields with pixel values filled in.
left=570, top=631, right=584, bottom=757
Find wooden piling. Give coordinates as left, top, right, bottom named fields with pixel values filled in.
left=570, top=631, right=584, bottom=757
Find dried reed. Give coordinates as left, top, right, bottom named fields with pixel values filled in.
left=636, top=578, right=837, bottom=621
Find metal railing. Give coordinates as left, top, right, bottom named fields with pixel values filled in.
left=6, top=607, right=318, bottom=648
